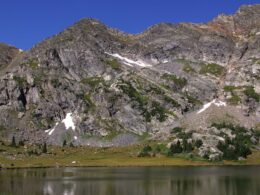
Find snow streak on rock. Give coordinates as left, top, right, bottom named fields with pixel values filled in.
left=105, top=52, right=152, bottom=67
left=197, top=99, right=226, bottom=114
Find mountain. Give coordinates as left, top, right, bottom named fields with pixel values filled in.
left=0, top=5, right=259, bottom=160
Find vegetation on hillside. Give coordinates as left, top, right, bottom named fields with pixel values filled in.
left=199, top=63, right=225, bottom=76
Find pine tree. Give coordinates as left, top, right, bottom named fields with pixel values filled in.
left=195, top=139, right=203, bottom=148
left=10, top=136, right=16, bottom=147
left=168, top=140, right=183, bottom=156
left=63, top=140, right=67, bottom=147
left=183, top=139, right=193, bottom=152
left=42, top=143, right=47, bottom=153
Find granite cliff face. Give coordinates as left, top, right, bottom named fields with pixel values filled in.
left=0, top=5, right=259, bottom=159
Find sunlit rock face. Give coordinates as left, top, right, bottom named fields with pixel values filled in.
left=0, top=5, right=259, bottom=149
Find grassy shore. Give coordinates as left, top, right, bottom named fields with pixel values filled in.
left=0, top=143, right=260, bottom=169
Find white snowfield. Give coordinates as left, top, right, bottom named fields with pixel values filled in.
left=105, top=52, right=152, bottom=67
left=197, top=99, right=226, bottom=114
left=62, top=113, right=76, bottom=131
left=45, top=113, right=76, bottom=136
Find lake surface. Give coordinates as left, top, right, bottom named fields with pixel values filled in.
left=0, top=166, right=260, bottom=195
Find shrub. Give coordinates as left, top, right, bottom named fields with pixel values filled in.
left=164, top=96, right=180, bottom=107
left=183, top=64, right=196, bottom=73
left=120, top=81, right=148, bottom=108
left=83, top=93, right=94, bottom=107
left=217, top=139, right=251, bottom=160
left=185, top=94, right=202, bottom=105
left=13, top=76, right=27, bottom=88
left=199, top=63, right=224, bottom=76
left=227, top=94, right=241, bottom=105
left=150, top=101, right=167, bottom=122
left=214, top=123, right=253, bottom=160
left=167, top=140, right=183, bottom=156
left=177, top=132, right=192, bottom=139
left=244, top=86, right=260, bottom=102
left=171, top=127, right=183, bottom=134
left=105, top=59, right=121, bottom=70
left=154, top=144, right=167, bottom=153
left=224, top=85, right=237, bottom=92
left=26, top=58, right=38, bottom=69
left=81, top=77, right=104, bottom=88
left=138, top=145, right=152, bottom=157
left=162, top=73, right=187, bottom=88
left=195, top=139, right=203, bottom=148
left=18, top=140, right=25, bottom=146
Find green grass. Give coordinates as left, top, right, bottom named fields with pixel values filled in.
left=223, top=85, right=241, bottom=92
left=83, top=93, right=95, bottom=111
left=183, top=64, right=196, bottom=73
left=13, top=76, right=27, bottom=88
left=81, top=77, right=104, bottom=88
left=105, top=59, right=121, bottom=70
left=0, top=143, right=259, bottom=168
left=199, top=63, right=225, bottom=76
left=185, top=94, right=202, bottom=105
left=164, top=95, right=180, bottom=107
left=250, top=57, right=260, bottom=64
left=244, top=86, right=260, bottom=102
left=223, top=85, right=242, bottom=105
left=227, top=94, right=241, bottom=105
left=26, top=58, right=39, bottom=69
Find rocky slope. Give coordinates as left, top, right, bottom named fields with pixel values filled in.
left=0, top=5, right=259, bottom=159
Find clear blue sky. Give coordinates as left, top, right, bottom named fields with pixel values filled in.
left=1, top=0, right=259, bottom=50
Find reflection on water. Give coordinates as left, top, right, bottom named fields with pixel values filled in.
left=0, top=166, right=260, bottom=195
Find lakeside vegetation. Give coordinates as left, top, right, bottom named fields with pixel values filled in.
left=0, top=139, right=259, bottom=169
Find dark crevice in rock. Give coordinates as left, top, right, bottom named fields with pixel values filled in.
left=18, top=88, right=27, bottom=108
left=239, top=44, right=249, bottom=60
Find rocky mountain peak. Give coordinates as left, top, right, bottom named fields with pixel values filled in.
left=0, top=5, right=259, bottom=160
left=209, top=4, right=260, bottom=38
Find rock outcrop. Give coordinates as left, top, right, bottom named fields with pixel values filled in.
left=0, top=5, right=259, bottom=157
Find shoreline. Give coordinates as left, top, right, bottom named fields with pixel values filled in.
left=2, top=163, right=260, bottom=170
left=1, top=144, right=259, bottom=169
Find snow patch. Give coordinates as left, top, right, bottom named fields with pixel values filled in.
left=48, top=128, right=56, bottom=136
left=162, top=60, right=169, bottom=63
left=62, top=113, right=76, bottom=131
left=256, top=32, right=260, bottom=36
left=197, top=99, right=226, bottom=114
left=105, top=52, right=152, bottom=67
left=45, top=113, right=76, bottom=136
left=45, top=122, right=59, bottom=136
left=74, top=136, right=78, bottom=140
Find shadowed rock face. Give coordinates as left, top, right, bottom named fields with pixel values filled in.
left=0, top=5, right=259, bottom=148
